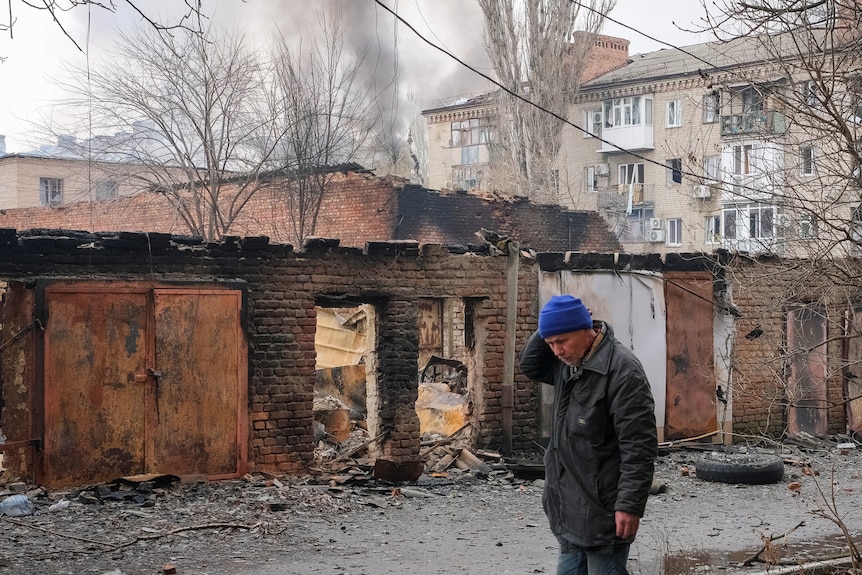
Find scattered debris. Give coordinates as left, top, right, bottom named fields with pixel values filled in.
left=0, top=493, right=33, bottom=516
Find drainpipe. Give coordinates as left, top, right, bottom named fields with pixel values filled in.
left=501, top=241, right=519, bottom=456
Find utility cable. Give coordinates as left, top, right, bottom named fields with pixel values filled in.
left=371, top=0, right=734, bottom=192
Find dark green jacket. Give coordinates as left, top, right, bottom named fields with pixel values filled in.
left=519, top=322, right=657, bottom=550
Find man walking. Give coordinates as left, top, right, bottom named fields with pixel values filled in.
left=519, top=294, right=657, bottom=575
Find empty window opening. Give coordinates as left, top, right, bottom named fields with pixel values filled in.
left=313, top=304, right=374, bottom=458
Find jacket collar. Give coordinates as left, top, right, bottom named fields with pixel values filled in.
left=581, top=321, right=614, bottom=375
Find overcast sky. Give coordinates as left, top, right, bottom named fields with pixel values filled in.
left=0, top=0, right=712, bottom=154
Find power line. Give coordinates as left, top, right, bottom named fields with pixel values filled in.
left=371, top=0, right=715, bottom=187
left=374, top=0, right=807, bottom=209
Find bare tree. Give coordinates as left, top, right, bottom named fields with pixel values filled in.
left=0, top=0, right=206, bottom=59
left=54, top=18, right=288, bottom=240
left=687, top=0, right=862, bottom=438
left=478, top=0, right=616, bottom=203
left=268, top=9, right=377, bottom=247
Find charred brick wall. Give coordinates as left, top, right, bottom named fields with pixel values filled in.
left=0, top=172, right=620, bottom=254
left=394, top=186, right=621, bottom=253
left=0, top=229, right=543, bottom=483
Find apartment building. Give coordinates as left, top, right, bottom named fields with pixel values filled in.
left=422, top=92, right=498, bottom=193
left=0, top=130, right=168, bottom=209
left=421, top=33, right=631, bottom=194
left=559, top=17, right=862, bottom=257
left=424, top=16, right=861, bottom=257
left=0, top=153, right=164, bottom=209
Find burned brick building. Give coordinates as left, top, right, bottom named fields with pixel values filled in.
left=0, top=170, right=622, bottom=254
left=2, top=230, right=861, bottom=489
left=0, top=230, right=544, bottom=487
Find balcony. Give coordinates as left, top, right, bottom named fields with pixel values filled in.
left=599, top=125, right=654, bottom=153
left=720, top=111, right=786, bottom=136
left=596, top=183, right=655, bottom=211
left=724, top=174, right=778, bottom=201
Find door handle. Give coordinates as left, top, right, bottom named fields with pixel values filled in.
left=132, top=368, right=163, bottom=383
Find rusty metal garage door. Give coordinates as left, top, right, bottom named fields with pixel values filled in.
left=39, top=283, right=247, bottom=488
left=787, top=305, right=828, bottom=437
left=663, top=272, right=717, bottom=440
left=846, top=307, right=862, bottom=434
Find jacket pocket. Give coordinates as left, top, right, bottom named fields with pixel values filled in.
left=564, top=394, right=608, bottom=446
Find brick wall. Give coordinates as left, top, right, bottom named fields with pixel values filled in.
left=0, top=229, right=543, bottom=483
left=0, top=171, right=399, bottom=245
left=579, top=33, right=631, bottom=83
left=0, top=171, right=621, bottom=253
left=726, top=256, right=851, bottom=438
left=394, top=186, right=621, bottom=252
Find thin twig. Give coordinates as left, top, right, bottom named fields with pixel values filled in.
left=1, top=516, right=114, bottom=547
left=740, top=521, right=805, bottom=565
left=108, top=521, right=262, bottom=551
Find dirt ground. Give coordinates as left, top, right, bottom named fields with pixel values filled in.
left=1, top=437, right=861, bottom=575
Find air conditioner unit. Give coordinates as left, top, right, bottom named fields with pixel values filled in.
left=692, top=185, right=712, bottom=199
left=595, top=163, right=610, bottom=176
left=648, top=218, right=664, bottom=230
left=647, top=229, right=666, bottom=243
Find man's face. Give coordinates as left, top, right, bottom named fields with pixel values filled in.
left=544, top=329, right=593, bottom=366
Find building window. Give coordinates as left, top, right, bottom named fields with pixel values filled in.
left=619, top=207, right=654, bottom=243
left=749, top=204, right=774, bottom=239
left=666, top=158, right=683, bottom=184
left=705, top=215, right=721, bottom=244
left=619, top=163, right=644, bottom=186
left=666, top=100, right=682, bottom=128
left=604, top=97, right=643, bottom=128
left=723, top=203, right=776, bottom=249
left=703, top=92, right=720, bottom=123
left=800, top=80, right=820, bottom=108
left=96, top=180, right=119, bottom=201
left=667, top=218, right=683, bottom=245
left=585, top=165, right=598, bottom=192
left=800, top=146, right=815, bottom=176
left=798, top=212, right=818, bottom=238
left=461, top=145, right=480, bottom=165
left=733, top=143, right=761, bottom=175
left=450, top=118, right=492, bottom=148
left=584, top=109, right=602, bottom=138
left=39, top=177, right=63, bottom=207
left=704, top=155, right=722, bottom=183
left=451, top=165, right=484, bottom=190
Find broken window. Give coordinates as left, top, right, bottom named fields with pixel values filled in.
left=703, top=92, right=720, bottom=123
left=667, top=158, right=683, bottom=184
left=39, top=177, right=63, bottom=207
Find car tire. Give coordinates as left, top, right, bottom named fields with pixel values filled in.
left=695, top=452, right=785, bottom=485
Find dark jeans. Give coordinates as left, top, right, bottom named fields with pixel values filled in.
left=556, top=544, right=630, bottom=575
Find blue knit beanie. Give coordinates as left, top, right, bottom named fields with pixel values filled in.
left=538, top=295, right=593, bottom=338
